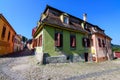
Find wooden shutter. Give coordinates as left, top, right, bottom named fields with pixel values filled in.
left=55, top=33, right=62, bottom=47
left=55, top=33, right=58, bottom=46
left=35, top=39, right=37, bottom=47
left=39, top=35, right=42, bottom=46
left=70, top=35, right=76, bottom=48
left=41, top=35, right=42, bottom=46
left=72, top=36, right=76, bottom=47
left=35, top=39, right=36, bottom=47
left=57, top=33, right=60, bottom=46
left=33, top=39, right=35, bottom=48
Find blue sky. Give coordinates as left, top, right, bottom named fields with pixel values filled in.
left=0, top=0, right=120, bottom=45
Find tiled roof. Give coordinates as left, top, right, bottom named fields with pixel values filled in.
left=38, top=5, right=111, bottom=39
left=0, top=14, right=16, bottom=34
left=42, top=11, right=88, bottom=33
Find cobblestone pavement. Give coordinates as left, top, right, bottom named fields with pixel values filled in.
left=1, top=50, right=120, bottom=80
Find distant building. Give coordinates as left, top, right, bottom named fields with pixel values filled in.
left=83, top=22, right=113, bottom=62
left=18, top=34, right=24, bottom=50
left=0, top=14, right=16, bottom=55
left=14, top=34, right=23, bottom=52
left=32, top=5, right=113, bottom=64
left=26, top=39, right=34, bottom=50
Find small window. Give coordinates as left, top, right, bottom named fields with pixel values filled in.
left=82, top=38, right=90, bottom=47
left=1, top=26, right=6, bottom=39
left=8, top=31, right=11, bottom=41
left=70, top=34, right=76, bottom=48
left=102, top=39, right=105, bottom=47
left=55, top=32, right=63, bottom=47
left=98, top=38, right=101, bottom=47
left=63, top=16, right=69, bottom=24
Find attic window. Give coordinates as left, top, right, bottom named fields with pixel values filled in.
left=63, top=16, right=69, bottom=24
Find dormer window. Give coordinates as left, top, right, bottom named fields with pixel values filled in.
left=63, top=16, right=69, bottom=24
left=60, top=13, right=69, bottom=24
left=92, top=27, right=97, bottom=32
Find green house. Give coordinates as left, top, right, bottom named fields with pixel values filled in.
left=32, top=5, right=93, bottom=64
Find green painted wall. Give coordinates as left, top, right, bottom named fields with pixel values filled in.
left=43, top=25, right=90, bottom=56
left=43, top=26, right=58, bottom=56
left=63, top=30, right=89, bottom=55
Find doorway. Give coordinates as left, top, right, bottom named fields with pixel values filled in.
left=84, top=53, right=88, bottom=62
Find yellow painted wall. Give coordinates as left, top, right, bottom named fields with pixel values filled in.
left=0, top=14, right=16, bottom=56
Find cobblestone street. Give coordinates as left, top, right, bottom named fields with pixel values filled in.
left=0, top=50, right=120, bottom=80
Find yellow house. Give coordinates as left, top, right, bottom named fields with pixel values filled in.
left=0, top=14, right=16, bottom=56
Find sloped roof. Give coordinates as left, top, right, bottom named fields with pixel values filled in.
left=42, top=13, right=88, bottom=33
left=36, top=5, right=112, bottom=39
left=0, top=14, right=16, bottom=34
left=41, top=5, right=88, bottom=33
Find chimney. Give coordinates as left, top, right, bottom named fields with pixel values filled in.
left=83, top=13, right=87, bottom=22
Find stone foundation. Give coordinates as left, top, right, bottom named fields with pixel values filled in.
left=43, top=53, right=85, bottom=64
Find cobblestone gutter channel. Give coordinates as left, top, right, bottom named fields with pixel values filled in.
left=65, top=68, right=120, bottom=80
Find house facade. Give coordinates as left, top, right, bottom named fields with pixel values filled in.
left=83, top=23, right=113, bottom=62
left=14, top=34, right=23, bottom=52
left=32, top=5, right=113, bottom=64
left=0, top=14, right=16, bottom=56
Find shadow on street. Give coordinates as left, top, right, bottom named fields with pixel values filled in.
left=0, top=49, right=35, bottom=58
